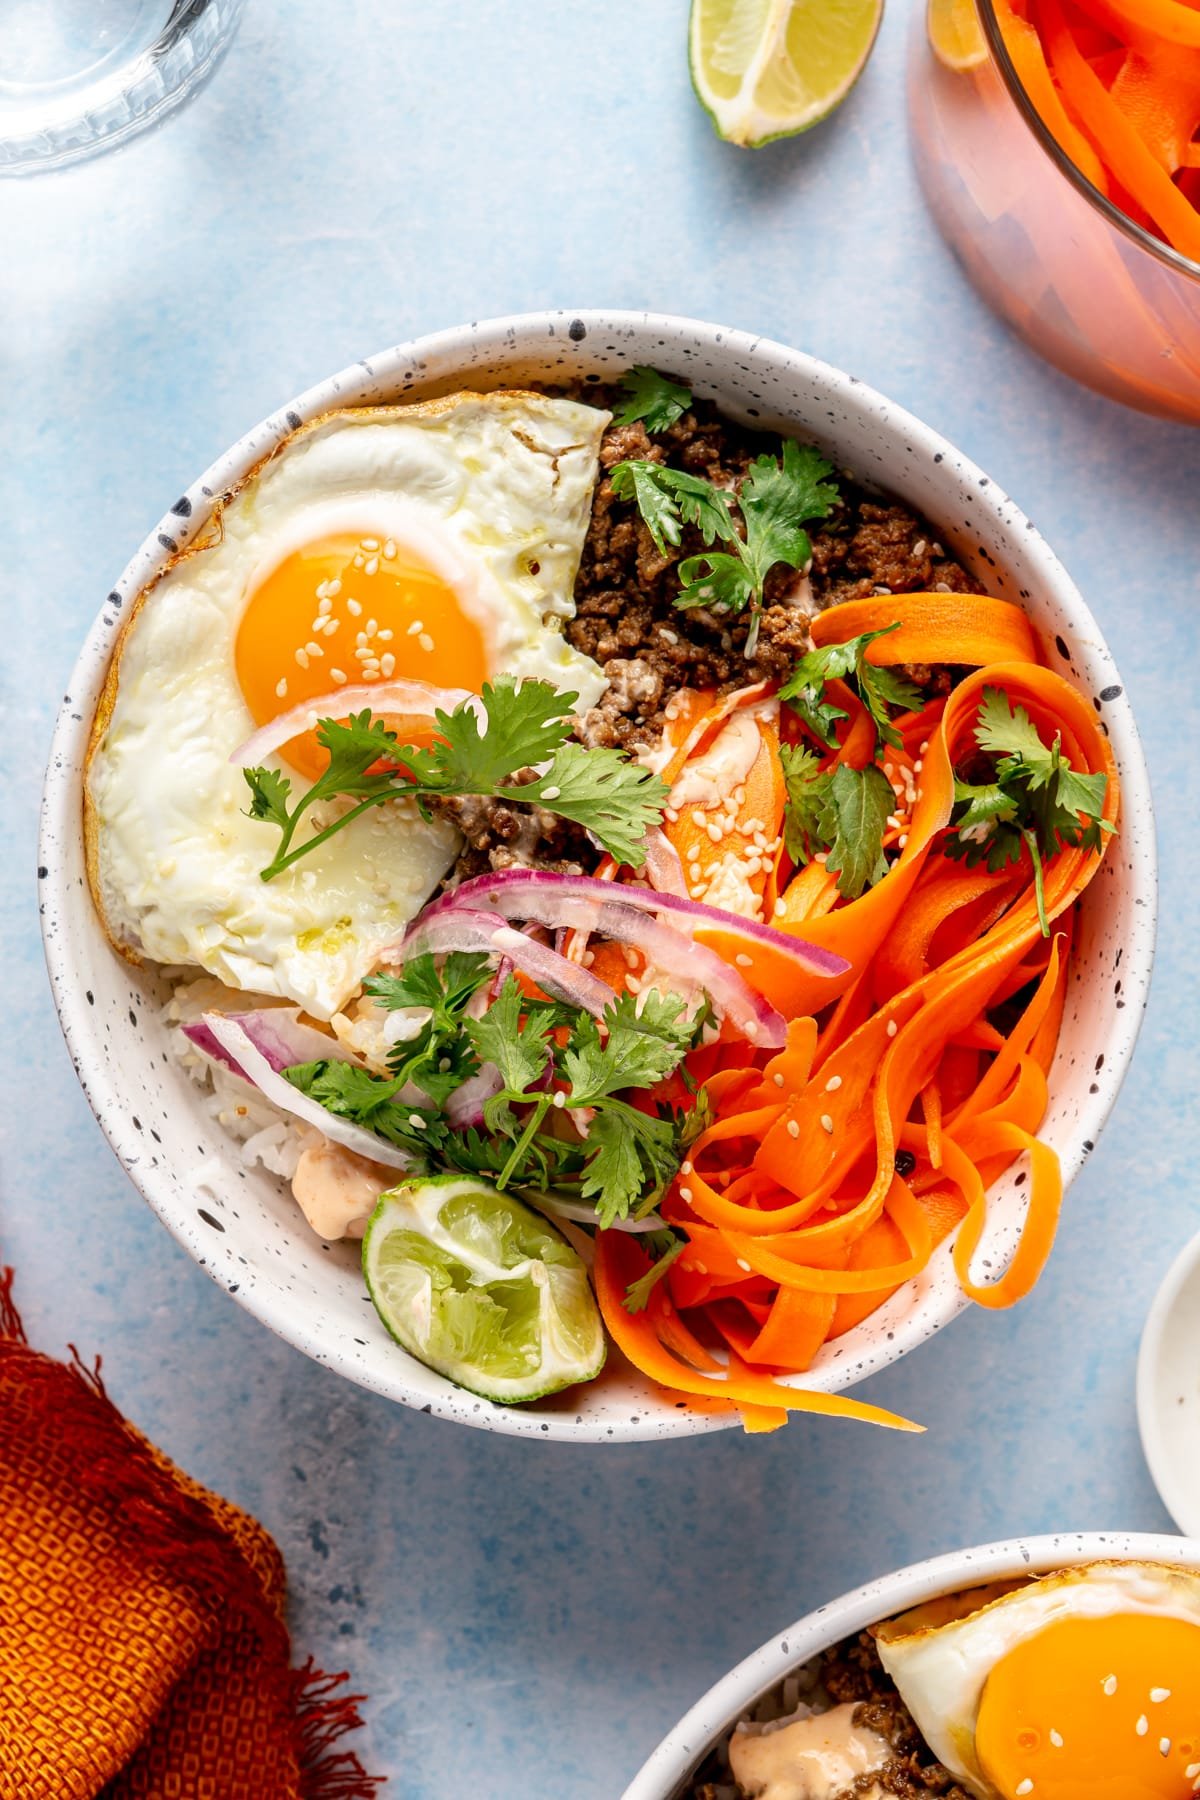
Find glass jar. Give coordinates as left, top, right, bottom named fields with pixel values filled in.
left=908, top=0, right=1200, bottom=424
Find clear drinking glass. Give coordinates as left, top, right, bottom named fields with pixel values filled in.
left=907, top=0, right=1200, bottom=424
left=0, top=0, right=246, bottom=175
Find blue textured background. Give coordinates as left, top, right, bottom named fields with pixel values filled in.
left=4, top=5, right=1199, bottom=1793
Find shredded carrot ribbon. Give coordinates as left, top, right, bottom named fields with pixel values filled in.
left=595, top=599, right=1119, bottom=1433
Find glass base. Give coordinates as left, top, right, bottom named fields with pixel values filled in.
left=0, top=0, right=246, bottom=175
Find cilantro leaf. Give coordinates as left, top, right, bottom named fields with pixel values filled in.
left=248, top=675, right=666, bottom=879
left=944, top=687, right=1114, bottom=935
left=612, top=366, right=693, bottom=433
left=365, top=951, right=491, bottom=1016
left=561, top=989, right=695, bottom=1104
left=675, top=551, right=756, bottom=616
left=623, top=1229, right=686, bottom=1313
left=282, top=1060, right=426, bottom=1155
left=780, top=745, right=893, bottom=900
left=467, top=977, right=557, bottom=1095
left=608, top=461, right=738, bottom=555
left=740, top=440, right=839, bottom=587
left=578, top=1104, right=682, bottom=1228
left=779, top=625, right=921, bottom=753
left=508, top=744, right=668, bottom=868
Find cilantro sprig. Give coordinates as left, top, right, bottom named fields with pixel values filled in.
left=612, top=366, right=693, bottom=433
left=779, top=624, right=923, bottom=754
left=780, top=744, right=893, bottom=901
left=945, top=687, right=1113, bottom=936
left=244, top=676, right=667, bottom=879
left=284, top=965, right=707, bottom=1227
left=609, top=440, right=840, bottom=657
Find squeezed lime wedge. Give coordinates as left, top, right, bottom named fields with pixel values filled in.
left=690, top=0, right=884, bottom=147
left=362, top=1175, right=606, bottom=1404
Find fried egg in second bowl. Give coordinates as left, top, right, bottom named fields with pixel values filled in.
left=85, top=390, right=608, bottom=1019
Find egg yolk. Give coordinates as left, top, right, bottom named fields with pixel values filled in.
left=235, top=531, right=490, bottom=779
left=976, top=1613, right=1200, bottom=1799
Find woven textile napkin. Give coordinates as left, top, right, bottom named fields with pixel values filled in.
left=0, top=1272, right=383, bottom=1800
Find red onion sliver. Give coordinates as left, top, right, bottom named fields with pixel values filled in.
left=183, top=1007, right=357, bottom=1077
left=417, top=868, right=849, bottom=978
left=392, top=908, right=615, bottom=1017
left=195, top=1013, right=413, bottom=1171
left=230, top=679, right=476, bottom=768
left=642, top=828, right=689, bottom=899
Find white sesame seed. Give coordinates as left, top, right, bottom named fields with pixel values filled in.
left=365, top=618, right=379, bottom=637
left=305, top=641, right=323, bottom=658
left=1049, top=1730, right=1063, bottom=1748
left=541, top=785, right=561, bottom=801
left=898, top=833, right=909, bottom=848
left=914, top=758, right=924, bottom=773
left=820, top=1113, right=834, bottom=1133
left=295, top=647, right=309, bottom=669
left=361, top=537, right=380, bottom=551
left=384, top=539, right=396, bottom=559
left=665, top=806, right=678, bottom=822
left=736, top=1258, right=751, bottom=1273
left=773, top=1072, right=785, bottom=1088
left=786, top=1120, right=800, bottom=1139
left=331, top=668, right=347, bottom=685
left=318, top=596, right=332, bottom=615
left=913, top=539, right=927, bottom=557
left=1151, top=1689, right=1171, bottom=1704
left=735, top=953, right=753, bottom=968
left=679, top=1185, right=694, bottom=1202
left=275, top=678, right=288, bottom=699
left=407, top=619, right=423, bottom=636
left=407, top=1113, right=427, bottom=1130
left=773, top=898, right=785, bottom=917
left=353, top=553, right=364, bottom=568
left=1136, top=1715, right=1149, bottom=1737
left=380, top=653, right=396, bottom=677
left=691, top=809, right=708, bottom=828
left=419, top=633, right=434, bottom=653
left=1187, top=1761, right=1200, bottom=1780
left=1160, top=1738, right=1171, bottom=1757
left=553, top=1090, right=565, bottom=1108
left=1015, top=1783, right=1033, bottom=1797
left=378, top=628, right=394, bottom=642
left=919, top=739, right=929, bottom=754
left=887, top=1020, right=898, bottom=1038
left=363, top=666, right=380, bottom=681
left=329, top=578, right=342, bottom=596
left=625, top=974, right=640, bottom=994
left=347, top=598, right=362, bottom=616
left=681, top=1161, right=693, bottom=1176
left=364, top=557, right=379, bottom=576
left=1103, top=1675, right=1118, bottom=1696
left=706, top=824, right=722, bottom=844
left=825, top=1075, right=842, bottom=1092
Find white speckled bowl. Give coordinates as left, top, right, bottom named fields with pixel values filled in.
left=41, top=310, right=1156, bottom=1442
left=1138, top=1229, right=1200, bottom=1536
left=623, top=1530, right=1200, bottom=1798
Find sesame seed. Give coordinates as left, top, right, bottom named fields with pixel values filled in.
left=773, top=1072, right=785, bottom=1088
left=825, top=1075, right=842, bottom=1092
left=318, top=596, right=332, bottom=615
left=659, top=628, right=678, bottom=644
left=773, top=898, right=785, bottom=917
left=305, top=641, right=324, bottom=658
left=331, top=668, right=347, bottom=685
left=275, top=678, right=288, bottom=699
left=706, top=824, right=722, bottom=844
left=381, top=653, right=396, bottom=677
left=553, top=1090, right=565, bottom=1108
left=820, top=1113, right=834, bottom=1133
left=625, top=974, right=640, bottom=994
left=692, top=1261, right=707, bottom=1275
left=691, top=810, right=708, bottom=828
left=407, top=619, right=423, bottom=636
left=329, top=578, right=342, bottom=596
left=378, top=628, right=394, bottom=641
left=1187, top=1762, right=1200, bottom=1780
left=1137, top=1715, right=1149, bottom=1737
left=364, top=557, right=379, bottom=576
left=679, top=1186, right=694, bottom=1202
left=913, top=539, right=927, bottom=557
left=1103, top=1675, right=1118, bottom=1696
left=419, top=633, right=434, bottom=653
left=787, top=1120, right=800, bottom=1139
left=295, top=647, right=309, bottom=669
left=541, top=785, right=561, bottom=801
left=1151, top=1689, right=1171, bottom=1704
left=736, top=1258, right=751, bottom=1272
left=744, top=1020, right=758, bottom=1039
left=384, top=539, right=396, bottom=559
left=1049, top=1730, right=1063, bottom=1748
left=363, top=666, right=380, bottom=681
left=681, top=1161, right=693, bottom=1176
left=347, top=598, right=362, bottom=616
left=735, top=953, right=753, bottom=968
left=914, top=758, right=924, bottom=773
left=887, top=1020, right=898, bottom=1038
left=361, top=537, right=380, bottom=551
left=665, top=806, right=678, bottom=822
left=1015, top=1783, right=1033, bottom=1797
left=365, top=618, right=379, bottom=637
left=1160, top=1739, right=1171, bottom=1757
left=898, top=833, right=909, bottom=848
left=407, top=1113, right=427, bottom=1130
left=353, top=553, right=364, bottom=568
left=920, top=739, right=929, bottom=754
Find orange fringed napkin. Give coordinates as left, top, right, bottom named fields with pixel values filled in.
left=0, top=1271, right=384, bottom=1800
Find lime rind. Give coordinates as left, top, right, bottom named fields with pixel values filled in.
left=362, top=1175, right=606, bottom=1405
left=689, top=0, right=884, bottom=149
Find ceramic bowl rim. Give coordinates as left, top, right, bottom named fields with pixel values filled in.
left=1137, top=1226, right=1200, bottom=1536
left=39, top=308, right=1158, bottom=1442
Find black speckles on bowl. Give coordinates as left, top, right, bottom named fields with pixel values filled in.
left=38, top=311, right=1157, bottom=1445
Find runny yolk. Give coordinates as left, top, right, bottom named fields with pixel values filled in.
left=235, top=531, right=490, bottom=779
left=975, top=1612, right=1200, bottom=1799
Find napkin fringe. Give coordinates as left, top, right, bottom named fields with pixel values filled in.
left=0, top=1269, right=385, bottom=1797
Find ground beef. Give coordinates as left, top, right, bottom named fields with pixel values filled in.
left=567, top=390, right=984, bottom=753
left=430, top=788, right=601, bottom=886
left=686, top=1631, right=973, bottom=1800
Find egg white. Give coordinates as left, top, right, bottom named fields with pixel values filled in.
left=875, top=1561, right=1200, bottom=1799
left=86, top=391, right=609, bottom=1019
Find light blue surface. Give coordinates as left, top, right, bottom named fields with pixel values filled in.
left=3, top=5, right=1199, bottom=1794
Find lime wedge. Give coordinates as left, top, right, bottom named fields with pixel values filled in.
left=926, top=0, right=987, bottom=70
left=689, top=0, right=883, bottom=148
left=362, top=1176, right=606, bottom=1404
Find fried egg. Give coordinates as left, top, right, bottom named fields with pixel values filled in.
left=86, top=391, right=608, bottom=1018
left=875, top=1561, right=1200, bottom=1799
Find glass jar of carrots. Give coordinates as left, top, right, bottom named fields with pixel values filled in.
left=908, top=0, right=1200, bottom=423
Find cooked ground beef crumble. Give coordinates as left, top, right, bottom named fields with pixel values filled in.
left=687, top=1631, right=974, bottom=1800
left=432, top=384, right=983, bottom=884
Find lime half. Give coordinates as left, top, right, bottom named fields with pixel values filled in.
left=362, top=1176, right=606, bottom=1405
left=926, top=0, right=987, bottom=71
left=689, top=0, right=884, bottom=148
